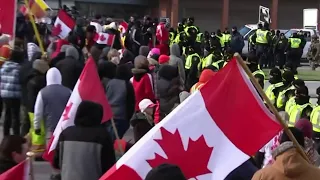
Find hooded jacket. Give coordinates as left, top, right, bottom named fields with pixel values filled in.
left=33, top=68, right=71, bottom=132
left=56, top=45, right=84, bottom=90
left=53, top=101, right=115, bottom=180
left=252, top=142, right=320, bottom=180
left=0, top=61, right=21, bottom=98
left=130, top=55, right=155, bottom=111
left=169, top=44, right=185, bottom=88
left=156, top=65, right=180, bottom=119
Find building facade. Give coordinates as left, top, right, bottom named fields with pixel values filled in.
left=47, top=0, right=320, bottom=31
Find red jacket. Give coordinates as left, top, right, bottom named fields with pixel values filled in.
left=156, top=23, right=169, bottom=45
left=130, top=73, right=155, bottom=111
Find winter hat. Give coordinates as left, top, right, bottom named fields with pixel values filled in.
left=0, top=45, right=11, bottom=61
left=295, top=119, right=313, bottom=139
left=139, top=99, right=156, bottom=112
left=293, top=79, right=305, bottom=88
left=32, top=59, right=49, bottom=74
left=270, top=67, right=281, bottom=78
left=65, top=46, right=79, bottom=60
left=74, top=101, right=103, bottom=127
left=159, top=55, right=170, bottom=64
left=147, top=48, right=160, bottom=58
left=282, top=70, right=294, bottom=83
left=145, top=164, right=187, bottom=180
left=199, top=69, right=216, bottom=83
left=139, top=46, right=150, bottom=57
left=134, top=55, right=149, bottom=69
left=280, top=127, right=305, bottom=147
left=296, top=85, right=309, bottom=97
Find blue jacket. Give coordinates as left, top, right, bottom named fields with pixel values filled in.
left=0, top=61, right=21, bottom=98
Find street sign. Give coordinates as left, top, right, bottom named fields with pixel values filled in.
left=259, top=6, right=271, bottom=24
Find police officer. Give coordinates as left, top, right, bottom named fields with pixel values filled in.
left=286, top=32, right=302, bottom=74
left=265, top=68, right=283, bottom=106
left=185, top=17, right=199, bottom=35
left=284, top=79, right=306, bottom=114
left=223, top=29, right=231, bottom=49
left=252, top=23, right=272, bottom=69
left=288, top=86, right=313, bottom=127
left=169, top=27, right=176, bottom=46
left=276, top=70, right=295, bottom=111
left=274, top=33, right=288, bottom=69
left=247, top=53, right=265, bottom=88
left=185, top=46, right=202, bottom=90
left=311, top=87, right=320, bottom=140
left=216, top=29, right=225, bottom=52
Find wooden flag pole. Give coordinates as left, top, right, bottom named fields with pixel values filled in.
left=26, top=152, right=35, bottom=180
left=110, top=118, right=125, bottom=155
left=234, top=53, right=310, bottom=163
left=24, top=0, right=45, bottom=54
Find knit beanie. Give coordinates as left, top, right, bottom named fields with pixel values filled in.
left=32, top=59, right=50, bottom=74
left=159, top=55, right=170, bottom=64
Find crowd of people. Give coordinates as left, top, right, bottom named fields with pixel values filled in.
left=0, top=6, right=319, bottom=180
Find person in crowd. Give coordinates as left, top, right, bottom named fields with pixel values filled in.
left=130, top=111, right=153, bottom=142
left=157, top=65, right=180, bottom=119
left=311, top=87, right=320, bottom=147
left=148, top=53, right=160, bottom=70
left=288, top=86, right=313, bottom=127
left=139, top=46, right=150, bottom=57
left=252, top=127, right=320, bottom=180
left=56, top=45, right=84, bottom=90
left=98, top=60, right=117, bottom=88
left=274, top=33, right=288, bottom=69
left=284, top=79, right=305, bottom=113
left=53, top=101, right=115, bottom=180
left=247, top=52, right=265, bottom=88
left=26, top=60, right=49, bottom=156
left=145, top=163, right=187, bottom=180
left=276, top=70, right=295, bottom=110
left=158, top=55, right=170, bottom=65
left=103, top=22, right=122, bottom=50
left=99, top=47, right=111, bottom=62
left=106, top=65, right=135, bottom=140
left=139, top=99, right=160, bottom=125
left=85, top=25, right=97, bottom=54
left=33, top=68, right=71, bottom=141
left=141, top=16, right=153, bottom=47
left=147, top=48, right=160, bottom=58
left=0, top=135, right=28, bottom=174
left=156, top=19, right=170, bottom=55
left=169, top=43, right=185, bottom=89
left=225, top=158, right=258, bottom=180
left=190, top=69, right=216, bottom=93
left=130, top=20, right=142, bottom=56
left=19, top=52, right=42, bottom=136
left=27, top=36, right=41, bottom=62
left=265, top=67, right=283, bottom=106
left=131, top=55, right=155, bottom=111
left=0, top=48, right=24, bottom=136
left=295, top=118, right=320, bottom=166
left=230, top=26, right=244, bottom=54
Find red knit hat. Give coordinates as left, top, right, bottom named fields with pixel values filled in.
left=159, top=55, right=170, bottom=64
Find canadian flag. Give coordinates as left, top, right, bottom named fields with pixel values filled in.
left=100, top=58, right=282, bottom=180
left=0, top=159, right=30, bottom=180
left=43, top=57, right=113, bottom=163
left=52, top=10, right=75, bottom=39
left=96, top=32, right=115, bottom=46
left=90, top=21, right=103, bottom=33
left=118, top=21, right=128, bottom=36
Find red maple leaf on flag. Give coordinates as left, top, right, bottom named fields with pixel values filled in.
left=62, top=103, right=73, bottom=121
left=99, top=34, right=106, bottom=41
left=147, top=127, right=213, bottom=179
left=52, top=24, right=62, bottom=36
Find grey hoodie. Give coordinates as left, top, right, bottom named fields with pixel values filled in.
left=169, top=44, right=185, bottom=89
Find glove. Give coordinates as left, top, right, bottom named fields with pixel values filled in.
left=35, top=129, right=41, bottom=135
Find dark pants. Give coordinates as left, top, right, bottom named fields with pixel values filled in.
left=21, top=105, right=30, bottom=136
left=106, top=119, right=130, bottom=142
left=275, top=51, right=286, bottom=69
left=3, top=98, right=21, bottom=136
left=256, top=44, right=268, bottom=68
left=288, top=49, right=300, bottom=73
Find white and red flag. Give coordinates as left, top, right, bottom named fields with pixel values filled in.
left=100, top=58, right=282, bottom=180
left=43, top=57, right=113, bottom=164
left=52, top=10, right=75, bottom=39
left=0, top=0, right=17, bottom=37
left=118, top=21, right=128, bottom=37
left=0, top=159, right=30, bottom=180
left=96, top=32, right=115, bottom=46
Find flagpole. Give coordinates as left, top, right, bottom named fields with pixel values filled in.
left=23, top=0, right=45, bottom=54
left=26, top=152, right=35, bottom=180
left=110, top=118, right=125, bottom=155
left=234, top=53, right=311, bottom=163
